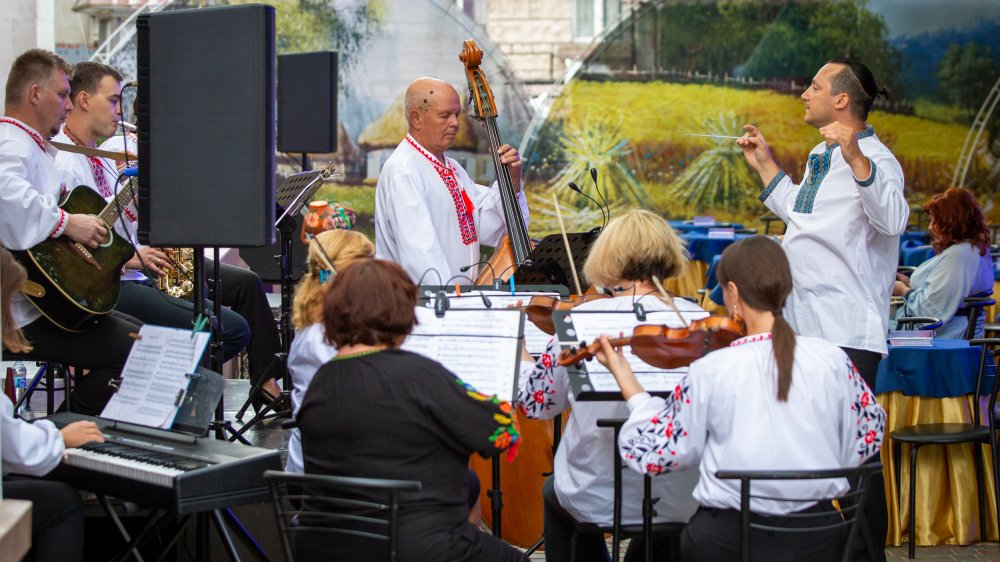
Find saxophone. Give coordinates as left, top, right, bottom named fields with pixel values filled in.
left=157, top=248, right=195, bottom=299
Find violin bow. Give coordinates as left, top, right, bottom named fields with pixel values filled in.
left=551, top=192, right=583, bottom=295
left=651, top=275, right=690, bottom=328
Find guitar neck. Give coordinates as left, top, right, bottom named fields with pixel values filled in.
left=96, top=177, right=137, bottom=227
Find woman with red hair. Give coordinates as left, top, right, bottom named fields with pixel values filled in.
left=892, top=188, right=994, bottom=338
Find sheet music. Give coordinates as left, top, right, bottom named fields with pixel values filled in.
left=403, top=307, right=522, bottom=401
left=100, top=325, right=211, bottom=428
left=563, top=310, right=707, bottom=393
left=422, top=291, right=557, bottom=355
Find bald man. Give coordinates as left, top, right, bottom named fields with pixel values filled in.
left=374, top=77, right=529, bottom=283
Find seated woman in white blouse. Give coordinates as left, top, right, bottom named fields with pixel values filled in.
left=2, top=247, right=106, bottom=562
left=595, top=236, right=887, bottom=562
left=892, top=187, right=994, bottom=339
left=285, top=229, right=374, bottom=473
left=518, top=209, right=703, bottom=562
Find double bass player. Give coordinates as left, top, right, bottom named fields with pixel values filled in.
left=374, top=76, right=529, bottom=283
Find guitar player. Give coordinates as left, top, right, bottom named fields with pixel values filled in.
left=0, top=49, right=139, bottom=415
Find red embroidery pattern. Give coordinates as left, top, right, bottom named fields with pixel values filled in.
left=405, top=136, right=477, bottom=245
left=729, top=332, right=773, bottom=347
left=63, top=127, right=113, bottom=199
left=0, top=118, right=46, bottom=152
left=50, top=209, right=67, bottom=237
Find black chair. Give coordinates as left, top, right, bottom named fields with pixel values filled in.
left=758, top=213, right=786, bottom=235
left=715, top=463, right=883, bottom=562
left=894, top=317, right=943, bottom=331
left=570, top=418, right=682, bottom=562
left=959, top=293, right=995, bottom=340
left=888, top=338, right=1000, bottom=558
left=264, top=470, right=422, bottom=562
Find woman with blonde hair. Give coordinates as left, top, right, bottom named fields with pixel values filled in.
left=285, top=229, right=375, bottom=472
left=518, top=209, right=704, bottom=562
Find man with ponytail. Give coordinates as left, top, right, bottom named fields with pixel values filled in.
left=596, top=236, right=886, bottom=562
left=738, top=61, right=903, bottom=557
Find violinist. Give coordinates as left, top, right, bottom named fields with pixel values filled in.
left=517, top=209, right=702, bottom=562
left=597, top=236, right=886, bottom=562
left=285, top=229, right=374, bottom=473
left=374, top=77, right=528, bottom=283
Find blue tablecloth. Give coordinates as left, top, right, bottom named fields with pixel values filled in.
left=875, top=339, right=995, bottom=397
left=899, top=243, right=936, bottom=267
left=669, top=221, right=744, bottom=233
left=682, top=233, right=752, bottom=263
left=900, top=230, right=930, bottom=246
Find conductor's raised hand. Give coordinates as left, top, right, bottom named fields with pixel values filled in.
left=497, top=144, right=523, bottom=191
left=818, top=121, right=871, bottom=180
left=64, top=213, right=109, bottom=248
left=737, top=125, right=774, bottom=170
left=60, top=420, right=105, bottom=448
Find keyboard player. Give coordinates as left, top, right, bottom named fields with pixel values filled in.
left=2, top=247, right=105, bottom=562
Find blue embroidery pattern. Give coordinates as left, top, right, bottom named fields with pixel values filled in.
left=854, top=157, right=877, bottom=187
left=758, top=170, right=787, bottom=203
left=792, top=126, right=877, bottom=214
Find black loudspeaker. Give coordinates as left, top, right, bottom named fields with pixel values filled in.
left=240, top=212, right=308, bottom=283
left=278, top=51, right=338, bottom=154
left=137, top=5, right=276, bottom=247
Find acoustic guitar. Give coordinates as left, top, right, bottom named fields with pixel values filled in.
left=14, top=178, right=138, bottom=332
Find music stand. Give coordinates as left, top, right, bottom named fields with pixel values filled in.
left=233, top=169, right=326, bottom=438
left=513, top=230, right=600, bottom=292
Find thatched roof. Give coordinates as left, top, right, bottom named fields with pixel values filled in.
left=357, top=93, right=481, bottom=151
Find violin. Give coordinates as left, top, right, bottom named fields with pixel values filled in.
left=558, top=315, right=746, bottom=369
left=524, top=293, right=610, bottom=335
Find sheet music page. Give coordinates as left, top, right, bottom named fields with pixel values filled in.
left=423, top=292, right=558, bottom=355
left=403, top=307, right=522, bottom=400
left=564, top=311, right=705, bottom=392
left=100, top=325, right=211, bottom=428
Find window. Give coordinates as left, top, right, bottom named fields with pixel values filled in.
left=574, top=0, right=622, bottom=41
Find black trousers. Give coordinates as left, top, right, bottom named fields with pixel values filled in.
left=681, top=505, right=847, bottom=562
left=206, top=260, right=284, bottom=385
left=116, top=281, right=249, bottom=363
left=12, top=310, right=141, bottom=415
left=4, top=478, right=84, bottom=562
left=842, top=346, right=888, bottom=562
left=541, top=476, right=674, bottom=562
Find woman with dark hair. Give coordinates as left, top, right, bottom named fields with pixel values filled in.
left=595, top=236, right=886, bottom=562
left=892, top=187, right=994, bottom=338
left=295, top=258, right=526, bottom=562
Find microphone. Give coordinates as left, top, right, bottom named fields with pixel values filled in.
left=459, top=259, right=497, bottom=281
left=590, top=168, right=611, bottom=228
left=119, top=121, right=138, bottom=132
left=568, top=181, right=608, bottom=229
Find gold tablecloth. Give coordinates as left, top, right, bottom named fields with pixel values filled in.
left=661, top=259, right=708, bottom=303
left=880, top=391, right=998, bottom=546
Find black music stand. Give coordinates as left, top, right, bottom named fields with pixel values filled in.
left=513, top=229, right=600, bottom=292
left=233, top=168, right=326, bottom=438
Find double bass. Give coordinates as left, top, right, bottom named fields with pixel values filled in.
left=460, top=41, right=533, bottom=285
left=460, top=39, right=552, bottom=548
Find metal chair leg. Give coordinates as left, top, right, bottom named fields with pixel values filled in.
left=908, top=444, right=920, bottom=559
left=975, top=442, right=986, bottom=542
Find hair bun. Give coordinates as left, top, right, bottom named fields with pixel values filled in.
left=876, top=86, right=891, bottom=100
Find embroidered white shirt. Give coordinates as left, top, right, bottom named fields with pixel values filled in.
left=619, top=334, right=886, bottom=515
left=0, top=117, right=67, bottom=328
left=517, top=295, right=706, bottom=526
left=761, top=127, right=908, bottom=354
left=53, top=127, right=140, bottom=247
left=374, top=135, right=529, bottom=283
